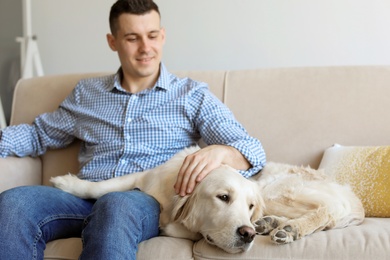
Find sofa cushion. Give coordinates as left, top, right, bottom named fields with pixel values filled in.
left=44, top=236, right=194, bottom=260
left=319, top=144, right=390, bottom=217
left=224, top=66, right=390, bottom=168
left=193, top=218, right=390, bottom=260
left=44, top=238, right=82, bottom=260
left=0, top=157, right=41, bottom=193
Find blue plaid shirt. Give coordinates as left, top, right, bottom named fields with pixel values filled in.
left=0, top=64, right=266, bottom=181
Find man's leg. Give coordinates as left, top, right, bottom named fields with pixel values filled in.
left=0, top=185, right=94, bottom=260
left=80, top=190, right=160, bottom=260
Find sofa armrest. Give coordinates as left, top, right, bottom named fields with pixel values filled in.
left=0, top=157, right=42, bottom=193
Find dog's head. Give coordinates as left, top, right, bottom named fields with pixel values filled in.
left=172, top=165, right=264, bottom=253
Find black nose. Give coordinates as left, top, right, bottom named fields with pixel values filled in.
left=237, top=225, right=256, bottom=243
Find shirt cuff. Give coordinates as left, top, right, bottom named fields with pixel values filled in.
left=0, top=129, right=13, bottom=158
left=227, top=138, right=267, bottom=178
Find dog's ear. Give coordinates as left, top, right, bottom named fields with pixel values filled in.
left=172, top=194, right=191, bottom=222
left=251, top=192, right=265, bottom=222
left=172, top=192, right=200, bottom=230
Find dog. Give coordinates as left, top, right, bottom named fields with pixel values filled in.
left=51, top=146, right=364, bottom=253
left=51, top=146, right=263, bottom=253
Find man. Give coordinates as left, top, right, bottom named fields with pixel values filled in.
left=0, top=0, right=266, bottom=259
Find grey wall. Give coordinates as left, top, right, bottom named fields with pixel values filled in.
left=31, top=0, right=390, bottom=75
left=0, top=0, right=22, bottom=123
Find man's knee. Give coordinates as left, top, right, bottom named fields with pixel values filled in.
left=0, top=186, right=33, bottom=212
left=0, top=186, right=42, bottom=232
left=94, top=190, right=160, bottom=216
left=87, top=190, right=160, bottom=240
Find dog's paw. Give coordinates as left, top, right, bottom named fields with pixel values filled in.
left=255, top=216, right=280, bottom=235
left=50, top=174, right=79, bottom=192
left=270, top=224, right=298, bottom=244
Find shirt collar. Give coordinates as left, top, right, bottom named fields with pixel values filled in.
left=111, top=63, right=172, bottom=93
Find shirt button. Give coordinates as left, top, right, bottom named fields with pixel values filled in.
left=121, top=159, right=126, bottom=165
left=127, top=118, right=132, bottom=123
left=126, top=135, right=131, bottom=141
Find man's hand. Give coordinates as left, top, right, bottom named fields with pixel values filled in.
left=174, top=145, right=250, bottom=196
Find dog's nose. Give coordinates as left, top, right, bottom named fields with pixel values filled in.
left=237, top=226, right=256, bottom=243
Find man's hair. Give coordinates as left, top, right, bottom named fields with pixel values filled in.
left=109, top=0, right=160, bottom=35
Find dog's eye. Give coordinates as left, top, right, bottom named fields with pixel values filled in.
left=249, top=204, right=254, bottom=210
left=217, top=194, right=230, bottom=203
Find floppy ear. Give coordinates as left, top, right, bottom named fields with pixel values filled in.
left=172, top=194, right=191, bottom=221
left=172, top=192, right=201, bottom=232
left=251, top=193, right=265, bottom=222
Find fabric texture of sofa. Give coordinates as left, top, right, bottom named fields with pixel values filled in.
left=1, top=66, right=390, bottom=259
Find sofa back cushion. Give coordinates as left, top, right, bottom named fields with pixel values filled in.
left=11, top=66, right=390, bottom=183
left=224, top=66, right=390, bottom=168
left=11, top=71, right=226, bottom=185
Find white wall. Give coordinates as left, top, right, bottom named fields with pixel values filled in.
left=32, top=0, right=390, bottom=75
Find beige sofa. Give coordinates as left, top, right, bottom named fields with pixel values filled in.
left=1, top=66, right=390, bottom=259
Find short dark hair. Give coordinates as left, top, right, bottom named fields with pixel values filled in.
left=109, top=0, right=160, bottom=35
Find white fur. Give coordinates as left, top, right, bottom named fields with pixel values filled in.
left=51, top=147, right=364, bottom=251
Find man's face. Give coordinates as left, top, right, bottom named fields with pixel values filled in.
left=107, top=10, right=165, bottom=81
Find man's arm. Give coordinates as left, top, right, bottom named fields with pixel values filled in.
left=0, top=85, right=80, bottom=158
left=173, top=84, right=266, bottom=196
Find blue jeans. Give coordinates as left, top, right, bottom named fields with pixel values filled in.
left=0, top=185, right=160, bottom=260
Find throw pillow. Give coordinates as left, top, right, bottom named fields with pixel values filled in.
left=319, top=144, right=390, bottom=217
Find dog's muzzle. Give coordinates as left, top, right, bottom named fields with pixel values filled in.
left=237, top=225, right=256, bottom=244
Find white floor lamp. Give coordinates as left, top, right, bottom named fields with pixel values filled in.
left=16, top=0, right=44, bottom=79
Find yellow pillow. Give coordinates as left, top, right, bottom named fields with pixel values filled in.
left=319, top=144, right=390, bottom=217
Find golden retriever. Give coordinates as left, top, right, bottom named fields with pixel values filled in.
left=51, top=146, right=364, bottom=253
